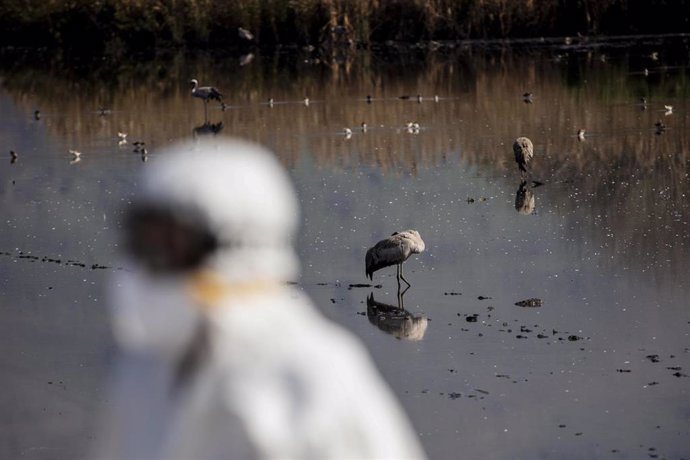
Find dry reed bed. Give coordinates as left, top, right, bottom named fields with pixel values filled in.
left=1, top=0, right=689, bottom=51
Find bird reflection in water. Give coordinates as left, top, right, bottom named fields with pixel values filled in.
left=192, top=121, right=224, bottom=138
left=515, top=180, right=543, bottom=215
left=366, top=292, right=428, bottom=341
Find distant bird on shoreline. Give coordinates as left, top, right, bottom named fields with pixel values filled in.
left=513, top=137, right=534, bottom=175
left=406, top=122, right=420, bottom=134
left=132, top=141, right=146, bottom=153
left=523, top=92, right=533, bottom=103
left=664, top=105, right=673, bottom=115
left=10, top=150, right=18, bottom=164
left=34, top=110, right=41, bottom=121
left=577, top=129, right=586, bottom=141
left=69, top=149, right=82, bottom=164
left=655, top=120, right=666, bottom=135
left=365, top=230, right=425, bottom=287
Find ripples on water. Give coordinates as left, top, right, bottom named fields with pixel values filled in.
left=1, top=38, right=689, bottom=459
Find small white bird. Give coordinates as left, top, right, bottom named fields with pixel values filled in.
left=361, top=122, right=368, bottom=132
left=303, top=97, right=310, bottom=107
left=238, top=27, right=254, bottom=41
left=69, top=150, right=82, bottom=164
left=267, top=98, right=274, bottom=107
left=365, top=230, right=426, bottom=287
left=577, top=129, right=586, bottom=141
left=664, top=105, right=673, bottom=115
left=343, top=127, right=353, bottom=138
left=406, top=122, right=420, bottom=134
left=433, top=95, right=440, bottom=102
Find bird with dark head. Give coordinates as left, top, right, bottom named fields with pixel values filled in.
left=365, top=230, right=425, bottom=287
left=513, top=136, right=534, bottom=176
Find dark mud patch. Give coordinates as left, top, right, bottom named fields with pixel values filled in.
left=348, top=283, right=382, bottom=289
left=515, top=298, right=543, bottom=307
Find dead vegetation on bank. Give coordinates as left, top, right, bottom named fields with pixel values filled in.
left=1, top=0, right=689, bottom=52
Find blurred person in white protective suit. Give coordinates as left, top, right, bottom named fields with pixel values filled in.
left=94, top=138, right=427, bottom=460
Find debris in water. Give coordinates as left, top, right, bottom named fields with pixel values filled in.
left=515, top=298, right=542, bottom=307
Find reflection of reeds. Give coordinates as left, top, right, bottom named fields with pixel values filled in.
left=1, top=1, right=690, bottom=51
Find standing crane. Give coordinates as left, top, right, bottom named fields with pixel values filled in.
left=190, top=79, right=224, bottom=118
left=365, top=230, right=425, bottom=287
left=513, top=136, right=534, bottom=176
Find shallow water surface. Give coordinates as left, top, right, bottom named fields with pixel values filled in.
left=1, top=40, right=690, bottom=459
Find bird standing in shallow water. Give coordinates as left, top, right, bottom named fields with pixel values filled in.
left=513, top=137, right=534, bottom=176
left=190, top=79, right=224, bottom=118
left=365, top=230, right=425, bottom=288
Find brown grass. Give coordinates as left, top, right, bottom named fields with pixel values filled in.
left=1, top=1, right=689, bottom=52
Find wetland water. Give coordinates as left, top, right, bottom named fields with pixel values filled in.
left=1, top=38, right=690, bottom=459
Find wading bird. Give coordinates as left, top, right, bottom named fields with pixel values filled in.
left=365, top=230, right=425, bottom=287
left=10, top=150, right=18, bottom=163
left=577, top=129, right=586, bottom=141
left=190, top=79, right=224, bottom=117
left=513, top=136, right=534, bottom=176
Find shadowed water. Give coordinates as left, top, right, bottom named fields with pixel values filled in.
left=1, top=38, right=689, bottom=459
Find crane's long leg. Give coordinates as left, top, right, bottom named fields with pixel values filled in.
left=399, top=262, right=411, bottom=287
left=397, top=284, right=409, bottom=309
left=396, top=264, right=401, bottom=289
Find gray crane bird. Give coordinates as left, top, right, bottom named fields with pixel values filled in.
left=190, top=79, right=224, bottom=115
left=365, top=230, right=425, bottom=287
left=513, top=136, right=534, bottom=175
